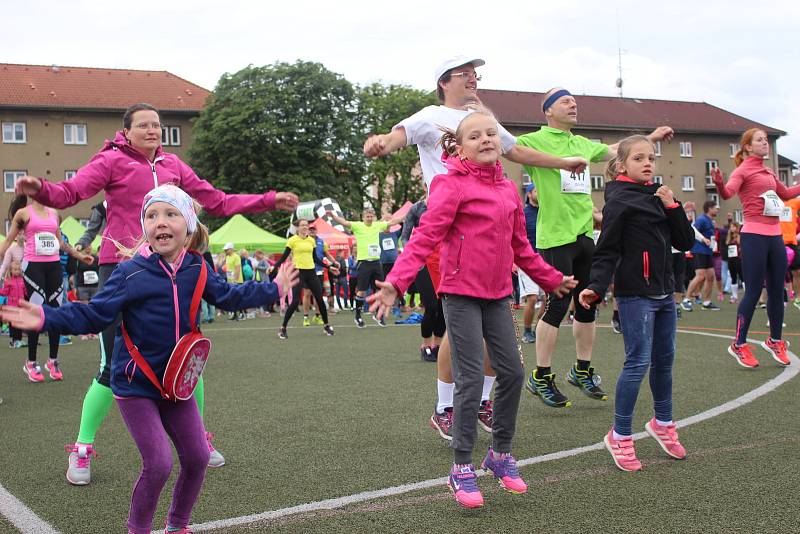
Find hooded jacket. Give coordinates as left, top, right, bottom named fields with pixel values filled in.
left=387, top=156, right=563, bottom=300
left=41, top=250, right=280, bottom=399
left=33, top=132, right=276, bottom=265
left=587, top=177, right=695, bottom=298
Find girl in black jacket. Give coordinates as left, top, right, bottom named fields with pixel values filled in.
left=578, top=135, right=694, bottom=472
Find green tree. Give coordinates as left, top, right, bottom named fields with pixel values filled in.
left=355, top=83, right=437, bottom=214
left=189, top=61, right=366, bottom=234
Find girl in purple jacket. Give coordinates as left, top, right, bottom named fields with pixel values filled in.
left=370, top=110, right=576, bottom=509
left=15, top=103, right=299, bottom=483
left=1, top=185, right=298, bottom=534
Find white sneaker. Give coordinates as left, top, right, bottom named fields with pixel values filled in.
left=65, top=444, right=95, bottom=485
left=206, top=432, right=226, bottom=467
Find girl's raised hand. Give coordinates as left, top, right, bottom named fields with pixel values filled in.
left=14, top=176, right=42, bottom=196
left=710, top=167, right=724, bottom=184
left=654, top=186, right=676, bottom=207
left=79, top=252, right=95, bottom=265
left=0, top=300, right=44, bottom=331
left=562, top=157, right=588, bottom=174
left=274, top=261, right=299, bottom=298
left=367, top=280, right=398, bottom=321
left=578, top=288, right=599, bottom=309
left=553, top=275, right=578, bottom=298
left=274, top=192, right=300, bottom=211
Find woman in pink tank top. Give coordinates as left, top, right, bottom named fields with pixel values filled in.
left=0, top=195, right=92, bottom=383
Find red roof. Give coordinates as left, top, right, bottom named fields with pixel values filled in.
left=479, top=89, right=785, bottom=137
left=0, top=63, right=211, bottom=112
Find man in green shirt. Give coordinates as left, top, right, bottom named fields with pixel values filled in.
left=328, top=207, right=404, bottom=327
left=518, top=87, right=674, bottom=408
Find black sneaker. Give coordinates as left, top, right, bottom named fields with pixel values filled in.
left=277, top=326, right=287, bottom=340
left=566, top=365, right=608, bottom=400
left=611, top=318, right=622, bottom=334
left=323, top=324, right=334, bottom=336
left=421, top=346, right=437, bottom=362
left=372, top=313, right=386, bottom=327
left=525, top=369, right=571, bottom=408
left=354, top=314, right=366, bottom=328
left=701, top=302, right=721, bottom=311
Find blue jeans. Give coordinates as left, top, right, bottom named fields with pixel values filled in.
left=615, top=296, right=676, bottom=436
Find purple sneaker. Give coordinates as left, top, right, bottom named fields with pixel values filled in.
left=481, top=447, right=527, bottom=494
left=448, top=464, right=483, bottom=508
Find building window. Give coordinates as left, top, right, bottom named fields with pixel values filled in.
left=589, top=138, right=602, bottom=144
left=780, top=170, right=789, bottom=185
left=734, top=209, right=743, bottom=223
left=161, top=126, right=181, bottom=146
left=682, top=175, right=695, bottom=191
left=679, top=141, right=693, bottom=157
left=729, top=143, right=740, bottom=158
left=65, top=170, right=77, bottom=180
left=4, top=170, right=26, bottom=192
left=653, top=175, right=663, bottom=185
left=2, top=122, right=26, bottom=143
left=705, top=160, right=719, bottom=188
left=64, top=124, right=87, bottom=145
left=707, top=193, right=720, bottom=205
left=591, top=175, right=604, bottom=191
left=654, top=141, right=662, bottom=157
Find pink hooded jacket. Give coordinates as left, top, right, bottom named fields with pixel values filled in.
left=33, top=131, right=276, bottom=264
left=387, top=156, right=563, bottom=299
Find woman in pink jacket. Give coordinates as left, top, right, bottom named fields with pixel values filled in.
left=712, top=127, right=800, bottom=369
left=15, top=103, right=299, bottom=485
left=370, top=110, right=576, bottom=509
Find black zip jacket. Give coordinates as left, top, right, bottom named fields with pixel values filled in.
left=587, top=178, right=695, bottom=298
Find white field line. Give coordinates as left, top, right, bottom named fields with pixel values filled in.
left=0, top=485, right=60, bottom=534
left=182, top=330, right=799, bottom=533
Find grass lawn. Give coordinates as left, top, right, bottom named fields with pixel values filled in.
left=0, top=302, right=798, bottom=533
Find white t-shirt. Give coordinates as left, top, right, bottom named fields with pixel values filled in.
left=396, top=105, right=517, bottom=188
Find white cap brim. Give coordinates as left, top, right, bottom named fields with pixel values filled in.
left=434, top=56, right=485, bottom=86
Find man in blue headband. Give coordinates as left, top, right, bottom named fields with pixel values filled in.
left=519, top=87, right=674, bottom=409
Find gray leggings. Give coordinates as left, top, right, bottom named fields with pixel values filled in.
left=442, top=294, right=524, bottom=464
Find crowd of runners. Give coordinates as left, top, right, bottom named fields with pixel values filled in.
left=0, top=54, right=795, bottom=530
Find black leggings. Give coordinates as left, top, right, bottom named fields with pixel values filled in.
left=540, top=235, right=596, bottom=327
left=727, top=258, right=742, bottom=285
left=282, top=269, right=328, bottom=327
left=736, top=233, right=786, bottom=345
left=415, top=266, right=446, bottom=339
left=348, top=277, right=358, bottom=306
left=96, top=264, right=121, bottom=386
left=22, top=260, right=63, bottom=362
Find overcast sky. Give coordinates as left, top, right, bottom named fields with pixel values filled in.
left=7, top=0, right=800, bottom=165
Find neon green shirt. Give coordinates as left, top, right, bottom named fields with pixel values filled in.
left=516, top=126, right=609, bottom=249
left=351, top=221, right=389, bottom=261
left=225, top=253, right=243, bottom=284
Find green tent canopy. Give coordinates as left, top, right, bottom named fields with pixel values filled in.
left=60, top=216, right=101, bottom=251
left=208, top=214, right=287, bottom=254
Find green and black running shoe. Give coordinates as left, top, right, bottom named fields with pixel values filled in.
left=566, top=365, right=608, bottom=400
left=525, top=369, right=571, bottom=408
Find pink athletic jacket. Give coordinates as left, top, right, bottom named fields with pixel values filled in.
left=715, top=156, right=800, bottom=236
left=0, top=276, right=26, bottom=307
left=33, top=131, right=277, bottom=264
left=387, top=156, right=563, bottom=299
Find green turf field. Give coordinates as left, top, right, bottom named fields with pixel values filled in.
left=0, top=302, right=798, bottom=533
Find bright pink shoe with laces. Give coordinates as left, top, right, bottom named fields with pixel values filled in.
left=604, top=430, right=642, bottom=472
left=761, top=338, right=791, bottom=366
left=45, top=359, right=63, bottom=380
left=23, top=361, right=44, bottom=383
left=645, top=419, right=687, bottom=459
left=481, top=447, right=527, bottom=494
left=448, top=464, right=483, bottom=508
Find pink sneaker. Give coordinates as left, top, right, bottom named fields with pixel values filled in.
left=761, top=338, right=791, bottom=366
left=447, top=464, right=483, bottom=508
left=65, top=443, right=96, bottom=485
left=645, top=419, right=687, bottom=460
left=23, top=361, right=44, bottom=383
left=45, top=359, right=63, bottom=381
left=206, top=432, right=225, bottom=467
left=481, top=447, right=527, bottom=494
left=604, top=430, right=642, bottom=472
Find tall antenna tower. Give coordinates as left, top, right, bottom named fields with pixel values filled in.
left=615, top=15, right=624, bottom=97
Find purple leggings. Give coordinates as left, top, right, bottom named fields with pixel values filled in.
left=117, top=397, right=209, bottom=534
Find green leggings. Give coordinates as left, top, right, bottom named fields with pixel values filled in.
left=76, top=375, right=206, bottom=444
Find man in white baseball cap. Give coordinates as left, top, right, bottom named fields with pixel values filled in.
left=362, top=56, right=588, bottom=447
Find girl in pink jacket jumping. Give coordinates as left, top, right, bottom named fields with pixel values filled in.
left=370, top=109, right=576, bottom=509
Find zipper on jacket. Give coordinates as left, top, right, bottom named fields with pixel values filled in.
left=642, top=251, right=650, bottom=286
left=150, top=162, right=159, bottom=189
left=157, top=260, right=181, bottom=342
left=452, top=235, right=464, bottom=275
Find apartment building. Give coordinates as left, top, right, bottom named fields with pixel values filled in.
left=0, top=63, right=211, bottom=233
left=480, top=89, right=787, bottom=222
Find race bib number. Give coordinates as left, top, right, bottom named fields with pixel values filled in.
left=83, top=271, right=99, bottom=285
left=761, top=190, right=784, bottom=217
left=368, top=244, right=381, bottom=257
left=710, top=238, right=718, bottom=253
left=779, top=206, right=793, bottom=223
left=727, top=245, right=738, bottom=258
left=34, top=232, right=58, bottom=256
left=381, top=237, right=395, bottom=251
left=560, top=168, right=591, bottom=194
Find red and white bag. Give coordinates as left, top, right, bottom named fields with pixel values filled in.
left=122, top=254, right=211, bottom=401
